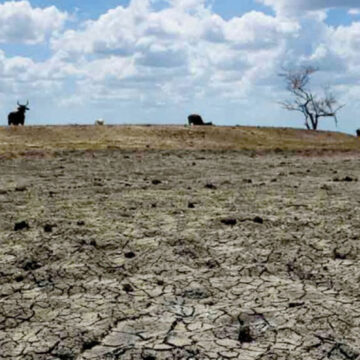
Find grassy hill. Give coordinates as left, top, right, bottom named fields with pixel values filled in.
left=0, top=125, right=359, bottom=157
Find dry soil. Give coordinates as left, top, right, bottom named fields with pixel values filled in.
left=0, top=148, right=360, bottom=359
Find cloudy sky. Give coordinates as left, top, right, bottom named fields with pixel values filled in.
left=0, top=0, right=360, bottom=133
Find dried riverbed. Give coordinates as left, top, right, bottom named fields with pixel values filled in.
left=0, top=150, right=359, bottom=359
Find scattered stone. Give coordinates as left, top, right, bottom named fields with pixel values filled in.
left=343, top=176, right=356, bottom=182
left=289, top=302, right=305, bottom=308
left=253, top=216, right=264, bottom=224
left=15, top=275, right=24, bottom=282
left=320, top=184, right=331, bottom=190
left=206, top=259, right=219, bottom=269
left=43, top=224, right=55, bottom=233
left=238, top=324, right=253, bottom=343
left=22, top=260, right=42, bottom=271
left=205, top=183, right=217, bottom=189
left=334, top=249, right=347, bottom=260
left=53, top=347, right=75, bottom=360
left=152, top=179, right=162, bottom=185
left=143, top=355, right=156, bottom=360
left=89, top=239, right=97, bottom=247
left=82, top=339, right=101, bottom=351
left=184, top=287, right=209, bottom=299
left=188, top=202, right=195, bottom=208
left=125, top=251, right=136, bottom=259
left=123, top=283, right=134, bottom=293
left=14, top=221, right=30, bottom=231
left=333, top=176, right=358, bottom=182
left=221, top=218, right=237, bottom=226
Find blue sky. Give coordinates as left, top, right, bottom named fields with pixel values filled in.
left=1, top=0, right=360, bottom=133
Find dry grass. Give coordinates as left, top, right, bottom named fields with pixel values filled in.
left=0, top=125, right=359, bottom=156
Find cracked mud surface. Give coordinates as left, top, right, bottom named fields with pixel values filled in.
left=0, top=149, right=360, bottom=359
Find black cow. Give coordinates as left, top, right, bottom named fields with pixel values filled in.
left=188, top=114, right=212, bottom=126
left=8, top=101, right=30, bottom=126
left=356, top=129, right=360, bottom=137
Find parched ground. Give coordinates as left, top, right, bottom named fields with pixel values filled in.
left=0, top=147, right=360, bottom=359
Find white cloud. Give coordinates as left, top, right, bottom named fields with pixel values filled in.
left=49, top=0, right=300, bottom=106
left=349, top=8, right=360, bottom=16
left=1, top=0, right=360, bottom=132
left=0, top=1, right=68, bottom=44
left=257, top=0, right=360, bottom=16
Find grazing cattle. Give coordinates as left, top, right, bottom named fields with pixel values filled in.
left=188, top=114, right=212, bottom=126
left=95, top=119, right=105, bottom=126
left=356, top=129, right=360, bottom=137
left=8, top=101, right=30, bottom=126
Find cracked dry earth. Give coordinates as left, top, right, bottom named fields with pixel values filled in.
left=0, top=149, right=360, bottom=360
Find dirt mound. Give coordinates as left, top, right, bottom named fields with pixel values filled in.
left=0, top=125, right=359, bottom=156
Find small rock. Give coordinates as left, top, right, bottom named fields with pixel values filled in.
left=184, top=288, right=209, bottom=299
left=123, top=283, right=134, bottom=293
left=14, top=221, right=30, bottom=231
left=289, top=302, right=304, bottom=308
left=238, top=325, right=253, bottom=343
left=22, top=260, right=42, bottom=271
left=320, top=184, right=331, bottom=190
left=253, top=216, right=263, bottom=224
left=334, top=249, right=347, bottom=260
left=206, top=259, right=219, bottom=269
left=15, top=275, right=24, bottom=282
left=54, top=347, right=75, bottom=360
left=221, top=218, right=237, bottom=226
left=43, top=224, right=54, bottom=233
left=205, top=183, right=217, bottom=190
left=89, top=239, right=97, bottom=247
left=143, top=355, right=156, bottom=360
left=343, top=176, right=356, bottom=182
left=125, top=251, right=136, bottom=259
left=81, top=339, right=101, bottom=351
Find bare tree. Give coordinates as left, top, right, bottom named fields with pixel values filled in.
left=279, top=66, right=344, bottom=130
